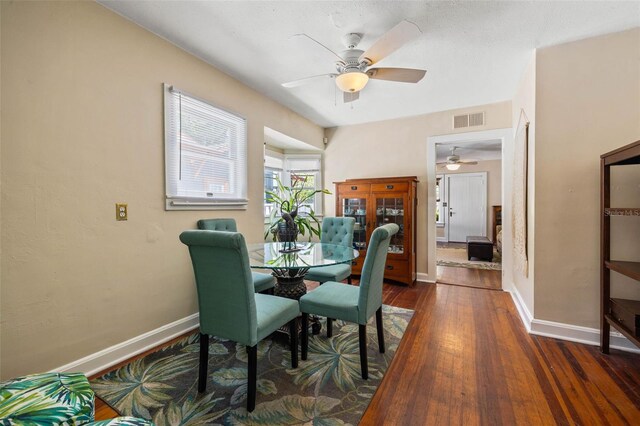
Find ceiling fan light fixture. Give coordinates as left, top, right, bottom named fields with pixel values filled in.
left=445, top=163, right=461, bottom=171
left=335, top=71, right=369, bottom=93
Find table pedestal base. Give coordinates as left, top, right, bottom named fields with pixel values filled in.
left=273, top=276, right=306, bottom=300
left=272, top=268, right=321, bottom=335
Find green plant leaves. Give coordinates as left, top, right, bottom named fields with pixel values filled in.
left=265, top=175, right=332, bottom=242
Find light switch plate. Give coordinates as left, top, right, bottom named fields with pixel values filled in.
left=116, top=203, right=128, bottom=221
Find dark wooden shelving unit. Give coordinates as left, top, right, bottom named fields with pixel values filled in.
left=600, top=140, right=640, bottom=353
left=604, top=208, right=640, bottom=216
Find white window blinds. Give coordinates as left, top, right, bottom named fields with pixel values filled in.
left=164, top=84, right=248, bottom=210
left=264, top=149, right=284, bottom=170
left=285, top=155, right=321, bottom=173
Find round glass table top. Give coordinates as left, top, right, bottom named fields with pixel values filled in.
left=247, top=242, right=359, bottom=270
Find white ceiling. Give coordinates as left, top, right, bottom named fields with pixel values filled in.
left=98, top=1, right=640, bottom=128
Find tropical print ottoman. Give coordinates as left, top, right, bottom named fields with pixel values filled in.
left=0, top=372, right=152, bottom=426
left=91, top=417, right=153, bottom=426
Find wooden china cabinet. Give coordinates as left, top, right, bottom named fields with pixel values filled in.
left=334, top=176, right=418, bottom=286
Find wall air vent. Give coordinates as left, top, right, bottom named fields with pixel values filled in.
left=469, top=112, right=485, bottom=127
left=453, top=112, right=485, bottom=129
left=453, top=114, right=469, bottom=129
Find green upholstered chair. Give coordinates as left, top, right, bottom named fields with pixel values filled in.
left=0, top=372, right=152, bottom=425
left=299, top=223, right=398, bottom=380
left=304, top=217, right=356, bottom=285
left=179, top=230, right=300, bottom=412
left=197, top=218, right=276, bottom=292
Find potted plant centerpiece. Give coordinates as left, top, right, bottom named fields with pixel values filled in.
left=264, top=175, right=330, bottom=251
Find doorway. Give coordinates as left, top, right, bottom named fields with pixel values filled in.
left=427, top=130, right=510, bottom=291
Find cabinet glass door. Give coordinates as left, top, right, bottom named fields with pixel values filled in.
left=375, top=196, right=405, bottom=254
left=342, top=197, right=367, bottom=250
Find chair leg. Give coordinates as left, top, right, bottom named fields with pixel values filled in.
left=289, top=319, right=298, bottom=368
left=247, top=345, right=257, bottom=412
left=347, top=275, right=352, bottom=285
left=301, top=313, right=308, bottom=361
left=327, top=318, right=333, bottom=338
left=198, top=333, right=209, bottom=393
left=359, top=324, right=368, bottom=380
left=376, top=307, right=385, bottom=353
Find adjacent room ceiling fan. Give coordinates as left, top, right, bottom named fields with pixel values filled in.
left=437, top=147, right=479, bottom=170
left=282, top=20, right=427, bottom=103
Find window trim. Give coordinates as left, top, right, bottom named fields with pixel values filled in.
left=163, top=84, right=248, bottom=211
left=284, top=154, right=323, bottom=217
left=263, top=152, right=324, bottom=219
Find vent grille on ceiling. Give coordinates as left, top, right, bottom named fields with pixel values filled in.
left=453, top=112, right=485, bottom=129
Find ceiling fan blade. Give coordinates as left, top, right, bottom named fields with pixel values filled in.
left=282, top=73, right=337, bottom=88
left=343, top=91, right=360, bottom=103
left=358, top=20, right=422, bottom=65
left=460, top=161, right=478, bottom=165
left=291, top=33, right=345, bottom=63
left=368, top=67, right=427, bottom=83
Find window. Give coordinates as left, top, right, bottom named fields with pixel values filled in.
left=290, top=171, right=318, bottom=213
left=164, top=84, right=247, bottom=210
left=263, top=152, right=323, bottom=218
left=284, top=155, right=323, bottom=216
left=264, top=149, right=283, bottom=217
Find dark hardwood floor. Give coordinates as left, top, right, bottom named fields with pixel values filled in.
left=437, top=265, right=502, bottom=290
left=95, top=273, right=640, bottom=424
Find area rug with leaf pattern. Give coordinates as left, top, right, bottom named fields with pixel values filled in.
left=91, top=305, right=413, bottom=425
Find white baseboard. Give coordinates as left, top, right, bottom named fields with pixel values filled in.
left=507, top=283, right=639, bottom=354
left=530, top=319, right=640, bottom=354
left=508, top=283, right=533, bottom=332
left=53, top=313, right=199, bottom=377
left=416, top=272, right=435, bottom=283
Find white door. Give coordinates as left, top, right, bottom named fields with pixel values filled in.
left=447, top=173, right=487, bottom=242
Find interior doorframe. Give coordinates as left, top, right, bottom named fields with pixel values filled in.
left=435, top=174, right=448, bottom=242
left=426, top=128, right=512, bottom=290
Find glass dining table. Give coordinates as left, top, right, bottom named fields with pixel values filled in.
left=247, top=241, right=359, bottom=299
left=247, top=242, right=359, bottom=334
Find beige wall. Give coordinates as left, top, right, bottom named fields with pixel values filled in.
left=438, top=159, right=503, bottom=241
left=534, top=28, right=640, bottom=328
left=510, top=52, right=536, bottom=316
left=0, top=1, right=3, bottom=373
left=0, top=1, right=323, bottom=378
left=323, top=101, right=512, bottom=279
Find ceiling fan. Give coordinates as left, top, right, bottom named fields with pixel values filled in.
left=282, top=20, right=427, bottom=103
left=437, top=147, right=479, bottom=171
